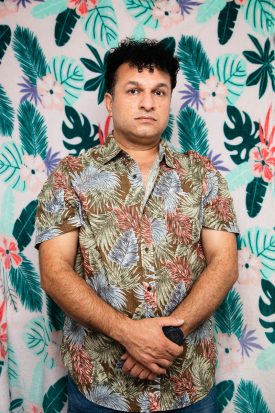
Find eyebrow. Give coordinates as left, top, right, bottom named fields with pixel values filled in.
left=124, top=81, right=169, bottom=89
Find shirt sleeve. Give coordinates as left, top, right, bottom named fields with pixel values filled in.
left=201, top=159, right=239, bottom=234
left=35, top=157, right=82, bottom=247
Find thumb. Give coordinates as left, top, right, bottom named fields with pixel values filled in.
left=159, top=317, right=184, bottom=328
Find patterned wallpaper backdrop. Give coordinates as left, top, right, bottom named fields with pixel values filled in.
left=0, top=0, right=274, bottom=412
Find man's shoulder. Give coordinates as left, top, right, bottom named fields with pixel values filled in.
left=53, top=143, right=103, bottom=174
left=165, top=144, right=216, bottom=173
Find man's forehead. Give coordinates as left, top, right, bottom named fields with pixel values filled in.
left=115, top=63, right=171, bottom=86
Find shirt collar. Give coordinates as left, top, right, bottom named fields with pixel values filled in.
left=97, top=132, right=176, bottom=169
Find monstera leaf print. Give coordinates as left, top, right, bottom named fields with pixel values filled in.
left=216, top=380, right=234, bottom=412
left=42, top=376, right=68, bottom=413
left=177, top=36, right=211, bottom=90
left=177, top=106, right=209, bottom=156
left=0, top=142, right=26, bottom=191
left=0, top=25, right=11, bottom=64
left=62, top=106, right=99, bottom=155
left=259, top=280, right=275, bottom=344
left=215, top=289, right=244, bottom=338
left=32, top=0, right=67, bottom=18
left=55, top=8, right=80, bottom=46
left=218, top=2, right=240, bottom=45
left=125, top=0, right=158, bottom=29
left=234, top=380, right=271, bottom=413
left=211, top=54, right=247, bottom=105
left=224, top=106, right=259, bottom=164
left=12, top=26, right=47, bottom=87
left=0, top=84, right=14, bottom=137
left=243, top=0, right=275, bottom=37
left=82, top=0, right=118, bottom=48
left=18, top=101, right=48, bottom=159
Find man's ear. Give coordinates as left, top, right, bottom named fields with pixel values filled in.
left=104, top=92, right=113, bottom=117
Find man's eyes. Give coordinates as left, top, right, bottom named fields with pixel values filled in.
left=127, top=89, right=166, bottom=96
left=127, top=88, right=139, bottom=94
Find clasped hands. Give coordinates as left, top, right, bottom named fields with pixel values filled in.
left=119, top=316, right=184, bottom=381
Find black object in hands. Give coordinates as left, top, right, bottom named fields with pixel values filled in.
left=162, top=326, right=185, bottom=346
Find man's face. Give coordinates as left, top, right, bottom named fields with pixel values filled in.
left=104, top=63, right=172, bottom=146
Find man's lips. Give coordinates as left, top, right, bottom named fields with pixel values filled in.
left=135, top=116, right=157, bottom=121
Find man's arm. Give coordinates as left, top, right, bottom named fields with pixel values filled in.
left=39, top=231, right=183, bottom=375
left=122, top=228, right=238, bottom=378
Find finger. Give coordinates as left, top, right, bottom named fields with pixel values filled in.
left=157, top=358, right=173, bottom=368
left=121, top=353, right=128, bottom=360
left=160, top=317, right=184, bottom=328
left=139, top=370, right=151, bottom=380
left=148, top=373, right=157, bottom=380
left=122, top=358, right=136, bottom=373
left=148, top=363, right=166, bottom=375
left=129, top=364, right=144, bottom=378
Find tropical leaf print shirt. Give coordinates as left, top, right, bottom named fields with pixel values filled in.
left=35, top=134, right=239, bottom=412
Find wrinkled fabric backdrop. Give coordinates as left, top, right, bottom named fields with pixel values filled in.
left=0, top=0, right=274, bottom=412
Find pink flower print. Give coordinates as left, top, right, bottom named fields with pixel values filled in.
left=30, top=405, right=43, bottom=413
left=234, top=0, right=247, bottom=5
left=37, top=74, right=65, bottom=110
left=238, top=247, right=261, bottom=285
left=0, top=301, right=7, bottom=360
left=199, top=76, right=227, bottom=112
left=0, top=236, right=22, bottom=272
left=152, top=0, right=183, bottom=29
left=67, top=0, right=97, bottom=16
left=0, top=0, right=18, bottom=19
left=216, top=332, right=243, bottom=371
left=148, top=392, right=161, bottom=411
left=249, top=144, right=275, bottom=183
left=20, top=154, right=47, bottom=193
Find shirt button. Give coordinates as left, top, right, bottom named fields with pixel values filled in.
left=145, top=247, right=149, bottom=253
left=132, top=174, right=137, bottom=178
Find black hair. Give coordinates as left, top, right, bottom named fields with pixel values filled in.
left=105, top=38, right=179, bottom=94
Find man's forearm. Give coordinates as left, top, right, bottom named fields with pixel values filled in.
left=171, top=256, right=238, bottom=336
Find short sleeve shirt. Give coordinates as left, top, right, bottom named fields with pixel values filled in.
left=35, top=134, right=239, bottom=412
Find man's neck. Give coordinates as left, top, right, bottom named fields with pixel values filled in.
left=113, top=133, right=160, bottom=165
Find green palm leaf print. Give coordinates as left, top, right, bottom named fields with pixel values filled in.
left=0, top=84, right=14, bottom=137
left=216, top=380, right=234, bottom=412
left=125, top=0, right=158, bottom=29
left=211, top=54, right=247, bottom=105
left=42, top=376, right=68, bottom=413
left=243, top=0, right=275, bottom=36
left=55, top=8, right=80, bottom=47
left=0, top=142, right=26, bottom=191
left=82, top=0, right=118, bottom=49
left=196, top=0, right=225, bottom=23
left=239, top=227, right=275, bottom=280
left=8, top=344, right=18, bottom=384
left=234, top=380, right=271, bottom=413
left=177, top=106, right=209, bottom=156
left=9, top=254, right=42, bottom=312
left=12, top=200, right=38, bottom=252
left=32, top=0, right=67, bottom=19
left=177, top=36, right=211, bottom=90
left=0, top=25, right=11, bottom=64
left=215, top=289, right=244, bottom=338
left=246, top=177, right=268, bottom=218
left=18, top=101, right=48, bottom=159
left=218, top=2, right=240, bottom=45
left=47, top=56, right=85, bottom=106
left=12, top=26, right=47, bottom=87
left=46, top=295, right=65, bottom=331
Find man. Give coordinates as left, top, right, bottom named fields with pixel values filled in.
left=35, top=39, right=239, bottom=413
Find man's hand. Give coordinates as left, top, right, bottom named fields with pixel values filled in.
left=117, top=316, right=184, bottom=376
left=121, top=352, right=157, bottom=380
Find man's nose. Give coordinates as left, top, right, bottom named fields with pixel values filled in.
left=139, top=92, right=155, bottom=111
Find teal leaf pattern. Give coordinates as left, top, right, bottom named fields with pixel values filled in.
left=32, top=0, right=67, bottom=19
left=239, top=227, right=275, bottom=280
left=162, top=113, right=174, bottom=143
left=216, top=380, right=234, bottom=412
left=47, top=56, right=85, bottom=106
left=259, top=280, right=275, bottom=343
left=196, top=0, right=226, bottom=23
left=243, top=0, right=275, bottom=36
left=18, top=101, right=48, bottom=159
left=0, top=84, right=15, bottom=137
left=62, top=106, right=99, bottom=155
left=0, top=25, right=11, bottom=64
left=215, top=289, right=244, bottom=338
left=42, top=376, right=68, bottom=413
left=12, top=26, right=47, bottom=87
left=224, top=105, right=259, bottom=165
left=12, top=200, right=38, bottom=252
left=55, top=9, right=80, bottom=47
left=9, top=399, right=23, bottom=411
left=8, top=344, right=18, bottom=384
left=82, top=0, right=118, bottom=48
left=177, top=36, right=211, bottom=90
left=177, top=106, right=209, bottom=156
left=218, top=2, right=240, bottom=45
left=46, top=295, right=65, bottom=331
left=125, top=0, right=158, bottom=29
left=0, top=142, right=26, bottom=191
left=23, top=316, right=51, bottom=359
left=160, top=37, right=176, bottom=54
left=226, top=162, right=254, bottom=191
left=0, top=187, right=14, bottom=236
left=256, top=345, right=275, bottom=370
left=109, top=229, right=138, bottom=268
left=9, top=253, right=43, bottom=312
left=234, top=380, right=271, bottom=413
left=211, top=54, right=247, bottom=105
left=246, top=177, right=268, bottom=218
